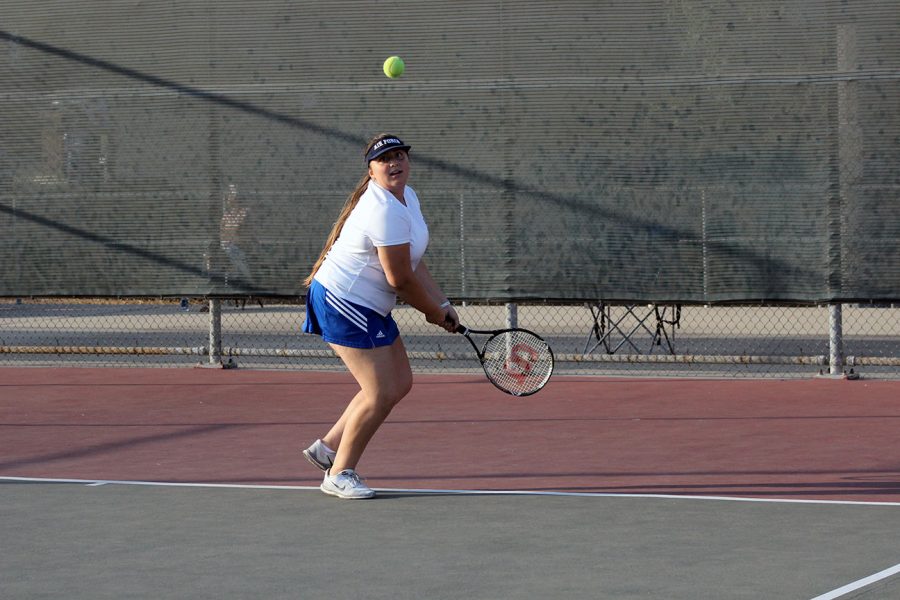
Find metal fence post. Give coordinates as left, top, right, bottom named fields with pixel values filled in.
left=505, top=302, right=518, bottom=358
left=209, top=298, right=221, bottom=365
left=828, top=303, right=843, bottom=376
left=506, top=302, right=518, bottom=329
left=823, top=303, right=857, bottom=379
left=202, top=298, right=235, bottom=369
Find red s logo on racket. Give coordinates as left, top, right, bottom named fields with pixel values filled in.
left=456, top=324, right=554, bottom=396
left=505, top=343, right=539, bottom=382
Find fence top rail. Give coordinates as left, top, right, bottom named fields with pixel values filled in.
left=4, top=297, right=899, bottom=308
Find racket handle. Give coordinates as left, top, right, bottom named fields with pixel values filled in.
left=455, top=325, right=468, bottom=334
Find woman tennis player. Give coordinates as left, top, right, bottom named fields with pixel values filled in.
left=301, top=133, right=459, bottom=499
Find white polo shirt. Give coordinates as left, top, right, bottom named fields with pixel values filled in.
left=314, top=180, right=429, bottom=316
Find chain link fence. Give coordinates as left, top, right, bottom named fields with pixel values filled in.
left=2, top=298, right=898, bottom=379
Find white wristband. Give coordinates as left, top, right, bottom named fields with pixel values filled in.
left=439, top=300, right=452, bottom=309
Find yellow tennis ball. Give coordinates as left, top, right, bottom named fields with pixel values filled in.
left=383, top=56, right=405, bottom=79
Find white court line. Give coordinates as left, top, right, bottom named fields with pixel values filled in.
left=2, top=476, right=900, bottom=507
left=0, top=476, right=318, bottom=492
left=809, top=563, right=900, bottom=600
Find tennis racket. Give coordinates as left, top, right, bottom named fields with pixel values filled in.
left=456, top=325, right=554, bottom=396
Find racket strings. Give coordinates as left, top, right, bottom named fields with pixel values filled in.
left=481, top=330, right=553, bottom=395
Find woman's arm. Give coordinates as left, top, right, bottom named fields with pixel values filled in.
left=415, top=259, right=459, bottom=329
left=413, top=259, right=447, bottom=305
left=378, top=245, right=455, bottom=330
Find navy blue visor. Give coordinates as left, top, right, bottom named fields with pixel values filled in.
left=365, top=136, right=411, bottom=163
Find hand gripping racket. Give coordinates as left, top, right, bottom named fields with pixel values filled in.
left=456, top=325, right=554, bottom=396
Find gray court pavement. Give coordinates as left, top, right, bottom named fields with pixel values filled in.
left=2, top=480, right=898, bottom=599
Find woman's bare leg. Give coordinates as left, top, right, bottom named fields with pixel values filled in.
left=321, top=389, right=364, bottom=451
left=327, top=337, right=412, bottom=472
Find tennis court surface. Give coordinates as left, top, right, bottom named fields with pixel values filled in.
left=2, top=367, right=899, bottom=599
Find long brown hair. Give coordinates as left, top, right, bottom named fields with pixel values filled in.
left=303, top=134, right=392, bottom=287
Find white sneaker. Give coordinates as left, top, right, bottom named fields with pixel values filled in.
left=302, top=439, right=336, bottom=471
left=320, top=469, right=376, bottom=499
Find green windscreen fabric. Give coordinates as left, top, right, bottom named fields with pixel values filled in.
left=1, top=1, right=898, bottom=302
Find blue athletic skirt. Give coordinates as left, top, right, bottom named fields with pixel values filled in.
left=303, top=280, right=400, bottom=349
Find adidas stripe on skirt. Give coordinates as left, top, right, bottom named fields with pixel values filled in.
left=303, top=279, right=400, bottom=349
